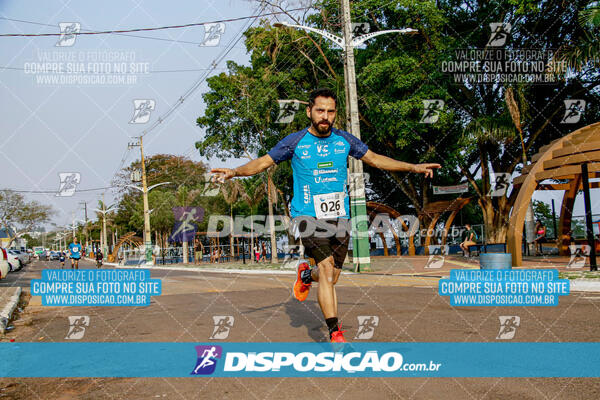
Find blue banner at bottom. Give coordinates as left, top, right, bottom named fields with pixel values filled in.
left=1, top=342, right=599, bottom=377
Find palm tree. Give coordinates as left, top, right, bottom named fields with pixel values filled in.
left=221, top=180, right=242, bottom=257
left=239, top=177, right=266, bottom=263
left=555, top=4, right=600, bottom=71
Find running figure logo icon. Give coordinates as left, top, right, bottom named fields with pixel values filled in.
left=170, top=207, right=204, bottom=243
left=486, top=23, right=511, bottom=47
left=567, top=245, right=590, bottom=269
left=202, top=173, right=220, bottom=196
left=425, top=245, right=448, bottom=269
left=210, top=316, right=234, bottom=339
left=200, top=23, right=225, bottom=47
left=489, top=172, right=511, bottom=197
left=420, top=100, right=444, bottom=124
left=496, top=316, right=520, bottom=340
left=129, top=99, right=156, bottom=124
left=56, top=172, right=81, bottom=197
left=354, top=316, right=379, bottom=339
left=351, top=22, right=370, bottom=37
left=56, top=22, right=80, bottom=47
left=276, top=100, right=301, bottom=124
left=65, top=316, right=90, bottom=339
left=191, top=345, right=222, bottom=375
left=561, top=100, right=586, bottom=124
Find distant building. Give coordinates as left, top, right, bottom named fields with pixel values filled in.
left=0, top=227, right=27, bottom=249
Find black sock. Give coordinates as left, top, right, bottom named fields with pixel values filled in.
left=300, top=268, right=313, bottom=284
left=326, top=317, right=339, bottom=337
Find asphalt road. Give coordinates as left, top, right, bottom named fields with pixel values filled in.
left=1, top=259, right=600, bottom=399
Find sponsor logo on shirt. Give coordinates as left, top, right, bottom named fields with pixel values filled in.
left=314, top=176, right=338, bottom=184
left=317, top=144, right=329, bottom=156
left=313, top=168, right=338, bottom=175
left=300, top=149, right=311, bottom=159
left=334, top=140, right=346, bottom=154
left=318, top=161, right=333, bottom=168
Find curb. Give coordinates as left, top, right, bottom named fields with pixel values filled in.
left=0, top=287, right=22, bottom=334
left=89, top=259, right=305, bottom=275
left=115, top=264, right=298, bottom=275
left=569, top=279, right=600, bottom=292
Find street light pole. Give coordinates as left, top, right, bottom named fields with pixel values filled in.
left=94, top=201, right=114, bottom=259
left=340, top=0, right=370, bottom=272
left=102, top=193, right=108, bottom=256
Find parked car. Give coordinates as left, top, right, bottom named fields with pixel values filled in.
left=9, top=249, right=30, bottom=264
left=0, top=248, right=9, bottom=279
left=38, top=250, right=48, bottom=261
left=5, top=250, right=22, bottom=272
left=49, top=251, right=60, bottom=261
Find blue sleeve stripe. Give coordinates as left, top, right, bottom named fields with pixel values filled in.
left=267, top=129, right=308, bottom=164
left=334, top=129, right=369, bottom=159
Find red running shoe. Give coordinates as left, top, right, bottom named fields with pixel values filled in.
left=293, top=261, right=311, bottom=302
left=330, top=324, right=347, bottom=343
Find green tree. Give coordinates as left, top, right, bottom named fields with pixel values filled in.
left=0, top=190, right=54, bottom=248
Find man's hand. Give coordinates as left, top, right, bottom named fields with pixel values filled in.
left=210, top=168, right=236, bottom=183
left=412, top=163, right=441, bottom=178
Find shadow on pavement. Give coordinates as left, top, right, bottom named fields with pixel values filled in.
left=284, top=298, right=326, bottom=342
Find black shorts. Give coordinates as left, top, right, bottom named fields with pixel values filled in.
left=291, top=216, right=350, bottom=269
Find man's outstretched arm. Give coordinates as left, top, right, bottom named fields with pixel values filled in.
left=360, top=150, right=441, bottom=178
left=211, top=154, right=275, bottom=182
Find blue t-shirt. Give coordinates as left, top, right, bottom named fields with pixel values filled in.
left=69, top=243, right=82, bottom=259
left=268, top=127, right=368, bottom=218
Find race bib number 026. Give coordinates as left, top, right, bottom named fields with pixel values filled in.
left=314, top=192, right=346, bottom=219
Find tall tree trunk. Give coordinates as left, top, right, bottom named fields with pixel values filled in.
left=250, top=212, right=255, bottom=263
left=183, top=241, right=189, bottom=264
left=267, top=172, right=278, bottom=263
left=230, top=205, right=235, bottom=258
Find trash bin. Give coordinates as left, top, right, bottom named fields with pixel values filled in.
left=480, top=253, right=512, bottom=270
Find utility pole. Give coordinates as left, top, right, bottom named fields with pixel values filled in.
left=71, top=212, right=76, bottom=238
left=129, top=136, right=153, bottom=265
left=80, top=201, right=88, bottom=251
left=340, top=0, right=370, bottom=272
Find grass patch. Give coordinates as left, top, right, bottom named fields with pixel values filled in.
left=154, top=262, right=294, bottom=271
left=559, top=271, right=600, bottom=280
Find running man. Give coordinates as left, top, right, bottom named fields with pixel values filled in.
left=59, top=250, right=66, bottom=268
left=211, top=88, right=441, bottom=342
left=69, top=237, right=82, bottom=269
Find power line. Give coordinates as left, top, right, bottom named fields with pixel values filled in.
left=0, top=16, right=245, bottom=47
left=0, top=65, right=229, bottom=73
left=138, top=3, right=264, bottom=139
left=9, top=186, right=117, bottom=194
left=108, top=2, right=267, bottom=190
left=0, top=8, right=309, bottom=37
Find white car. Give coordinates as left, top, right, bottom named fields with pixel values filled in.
left=9, top=249, right=30, bottom=265
left=0, top=248, right=10, bottom=279
left=5, top=250, right=22, bottom=272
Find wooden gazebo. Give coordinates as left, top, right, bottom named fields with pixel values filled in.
left=419, top=197, right=472, bottom=252
left=366, top=201, right=413, bottom=255
left=507, top=122, right=600, bottom=267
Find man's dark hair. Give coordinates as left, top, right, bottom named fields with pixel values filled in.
left=308, top=88, right=337, bottom=108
